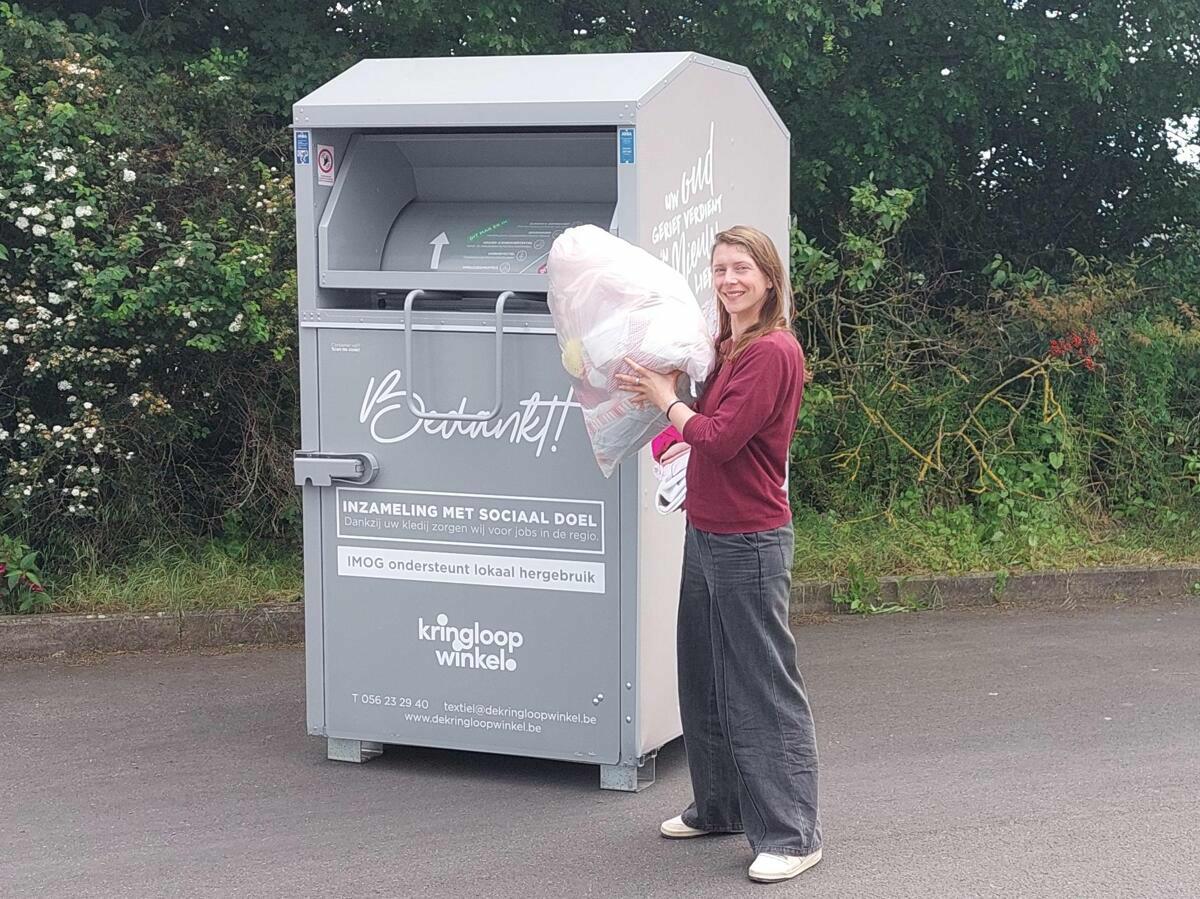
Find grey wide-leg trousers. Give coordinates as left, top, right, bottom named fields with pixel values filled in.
left=677, top=523, right=822, bottom=857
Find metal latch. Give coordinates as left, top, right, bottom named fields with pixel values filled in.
left=293, top=451, right=379, bottom=487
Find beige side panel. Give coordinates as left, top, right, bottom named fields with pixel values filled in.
left=637, top=61, right=791, bottom=329
left=634, top=445, right=684, bottom=755
left=633, top=59, right=789, bottom=756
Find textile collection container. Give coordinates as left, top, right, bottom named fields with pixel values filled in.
left=291, top=52, right=789, bottom=790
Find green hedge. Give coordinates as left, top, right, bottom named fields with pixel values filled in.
left=2, top=4, right=1199, bottom=613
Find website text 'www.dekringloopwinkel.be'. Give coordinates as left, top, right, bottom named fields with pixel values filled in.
left=404, top=701, right=599, bottom=733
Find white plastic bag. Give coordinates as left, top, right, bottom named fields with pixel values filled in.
left=547, top=225, right=715, bottom=477
left=653, top=447, right=690, bottom=514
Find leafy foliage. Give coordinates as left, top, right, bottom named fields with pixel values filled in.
left=0, top=534, right=45, bottom=613
left=1, top=2, right=1198, bottom=612
left=0, top=5, right=299, bottom=555
left=790, top=187, right=1200, bottom=558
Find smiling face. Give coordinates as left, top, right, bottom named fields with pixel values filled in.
left=712, top=242, right=773, bottom=323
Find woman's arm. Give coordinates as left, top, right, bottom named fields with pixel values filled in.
left=617, top=343, right=790, bottom=463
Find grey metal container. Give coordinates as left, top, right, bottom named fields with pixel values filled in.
left=291, top=52, right=789, bottom=790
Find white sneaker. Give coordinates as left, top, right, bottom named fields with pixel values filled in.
left=659, top=815, right=707, bottom=838
left=748, top=849, right=823, bottom=883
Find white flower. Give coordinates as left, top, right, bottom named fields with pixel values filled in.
left=83, top=402, right=93, bottom=410
left=129, top=393, right=141, bottom=406
left=187, top=319, right=198, bottom=328
left=32, top=223, right=47, bottom=237
left=174, top=257, right=186, bottom=267
left=121, top=169, right=136, bottom=183
left=15, top=217, right=29, bottom=230
left=57, top=380, right=72, bottom=391
left=20, top=184, right=35, bottom=196
left=0, top=429, right=8, bottom=440
left=75, top=205, right=94, bottom=218
left=71, top=487, right=81, bottom=497
left=64, top=165, right=78, bottom=177
left=217, top=75, right=231, bottom=82
left=22, top=486, right=31, bottom=496
left=43, top=165, right=57, bottom=181
left=94, top=443, right=104, bottom=452
left=48, top=292, right=63, bottom=304
left=228, top=313, right=245, bottom=333
left=22, top=206, right=39, bottom=216
left=52, top=425, right=62, bottom=433
left=4, top=318, right=19, bottom=331
left=60, top=215, right=75, bottom=230
left=91, top=465, right=100, bottom=474
left=50, top=148, right=66, bottom=161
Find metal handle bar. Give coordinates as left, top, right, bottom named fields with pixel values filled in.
left=403, top=289, right=511, bottom=422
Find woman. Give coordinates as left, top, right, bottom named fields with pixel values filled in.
left=617, top=225, right=821, bottom=884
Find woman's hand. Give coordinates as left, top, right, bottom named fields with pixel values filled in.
left=615, top=357, right=682, bottom=412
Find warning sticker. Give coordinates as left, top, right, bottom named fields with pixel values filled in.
left=317, top=145, right=335, bottom=185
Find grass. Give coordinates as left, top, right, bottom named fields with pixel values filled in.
left=789, top=504, right=1200, bottom=582
left=9, top=502, right=1200, bottom=616
left=45, top=540, right=302, bottom=616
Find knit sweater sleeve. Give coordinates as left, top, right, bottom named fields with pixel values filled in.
left=681, top=340, right=790, bottom=464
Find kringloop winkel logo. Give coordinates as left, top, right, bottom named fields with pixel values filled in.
left=418, top=613, right=524, bottom=672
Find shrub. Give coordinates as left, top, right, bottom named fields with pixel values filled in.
left=0, top=8, right=299, bottom=557
left=790, top=182, right=1200, bottom=543
left=0, top=534, right=45, bottom=613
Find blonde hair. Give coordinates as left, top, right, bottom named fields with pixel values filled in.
left=711, top=225, right=794, bottom=361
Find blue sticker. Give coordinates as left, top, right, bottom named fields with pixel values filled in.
left=618, top=128, right=635, bottom=164
left=295, top=130, right=311, bottom=166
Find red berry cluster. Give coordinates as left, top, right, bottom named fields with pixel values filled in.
left=1049, top=328, right=1100, bottom=371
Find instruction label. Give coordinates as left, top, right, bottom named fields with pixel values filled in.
left=294, top=130, right=310, bottom=166
left=336, top=488, right=604, bottom=554
left=454, top=217, right=577, bottom=274
left=618, top=128, right=635, bottom=164
left=337, top=546, right=605, bottom=594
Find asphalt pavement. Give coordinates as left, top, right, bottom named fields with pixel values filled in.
left=3, top=599, right=1198, bottom=898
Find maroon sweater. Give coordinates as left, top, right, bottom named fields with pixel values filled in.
left=681, top=330, right=805, bottom=534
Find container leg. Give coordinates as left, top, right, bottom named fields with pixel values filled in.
left=600, top=751, right=657, bottom=792
left=327, top=737, right=383, bottom=763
